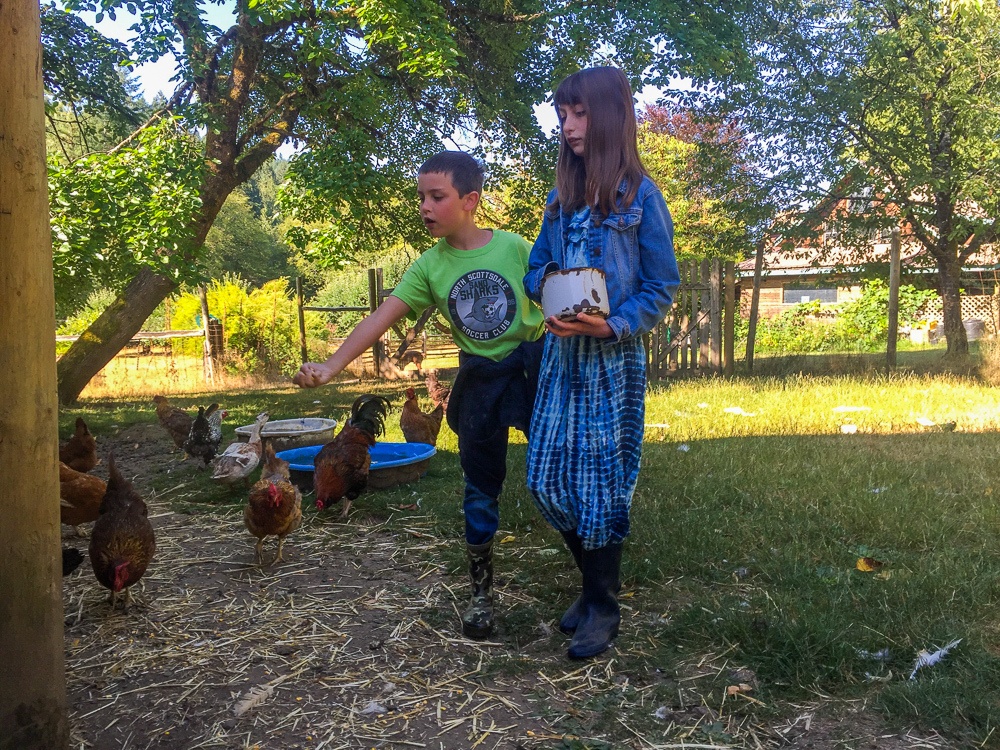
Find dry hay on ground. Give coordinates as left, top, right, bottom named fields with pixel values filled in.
left=61, top=424, right=960, bottom=750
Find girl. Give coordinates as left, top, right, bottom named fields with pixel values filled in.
left=523, top=67, right=680, bottom=659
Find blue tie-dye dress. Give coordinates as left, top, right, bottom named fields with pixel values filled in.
left=526, top=207, right=646, bottom=550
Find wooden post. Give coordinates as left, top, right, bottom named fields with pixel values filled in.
left=887, top=228, right=901, bottom=369
left=198, top=284, right=214, bottom=384
left=745, top=239, right=766, bottom=372
left=367, top=268, right=381, bottom=376
left=724, top=261, right=735, bottom=377
left=710, top=259, right=722, bottom=372
left=688, top=259, right=712, bottom=370
left=0, top=2, right=69, bottom=746
left=296, top=277, right=308, bottom=364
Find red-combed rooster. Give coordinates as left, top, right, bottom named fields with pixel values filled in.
left=245, top=443, right=302, bottom=565
left=88, top=454, right=156, bottom=611
left=313, top=394, right=392, bottom=518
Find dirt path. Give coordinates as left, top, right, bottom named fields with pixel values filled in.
left=61, top=425, right=957, bottom=749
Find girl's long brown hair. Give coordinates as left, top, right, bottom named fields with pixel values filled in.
left=550, top=67, right=648, bottom=217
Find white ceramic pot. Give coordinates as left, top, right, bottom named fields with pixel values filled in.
left=541, top=267, right=611, bottom=321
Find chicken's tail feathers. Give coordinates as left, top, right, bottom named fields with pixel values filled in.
left=205, top=403, right=220, bottom=417
left=261, top=441, right=291, bottom=480
left=349, top=394, right=393, bottom=439
left=107, top=451, right=121, bottom=484
left=74, top=416, right=90, bottom=434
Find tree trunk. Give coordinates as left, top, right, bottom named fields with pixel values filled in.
left=0, top=2, right=69, bottom=747
left=53, top=12, right=297, bottom=404
left=56, top=267, right=176, bottom=403
left=55, top=177, right=233, bottom=404
left=938, top=254, right=968, bottom=358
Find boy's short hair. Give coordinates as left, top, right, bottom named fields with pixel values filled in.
left=418, top=151, right=484, bottom=197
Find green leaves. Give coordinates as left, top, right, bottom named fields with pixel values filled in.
left=48, top=117, right=204, bottom=310
left=41, top=4, right=141, bottom=129
left=355, top=0, right=460, bottom=76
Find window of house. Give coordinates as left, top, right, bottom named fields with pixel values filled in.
left=783, top=285, right=838, bottom=304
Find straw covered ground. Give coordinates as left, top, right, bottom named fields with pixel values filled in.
left=61, top=423, right=959, bottom=750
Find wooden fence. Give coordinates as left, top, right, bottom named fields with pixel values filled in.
left=647, top=259, right=737, bottom=379
left=297, top=261, right=737, bottom=381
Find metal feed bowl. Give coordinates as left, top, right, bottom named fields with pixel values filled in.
left=235, top=418, right=338, bottom=453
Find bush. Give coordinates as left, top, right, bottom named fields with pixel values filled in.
left=310, top=245, right=418, bottom=334
left=836, top=279, right=936, bottom=348
left=171, top=276, right=314, bottom=378
left=740, top=281, right=938, bottom=355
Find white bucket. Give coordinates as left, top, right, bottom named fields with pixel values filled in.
left=541, top=267, right=610, bottom=321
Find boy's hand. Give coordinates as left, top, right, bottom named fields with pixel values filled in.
left=293, top=362, right=336, bottom=388
left=544, top=313, right=614, bottom=340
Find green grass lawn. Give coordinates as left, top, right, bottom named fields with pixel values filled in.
left=64, top=365, right=1000, bottom=744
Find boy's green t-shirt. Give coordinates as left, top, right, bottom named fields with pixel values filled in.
left=391, top=230, right=545, bottom=362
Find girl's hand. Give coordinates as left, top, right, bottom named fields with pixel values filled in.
left=293, top=362, right=336, bottom=388
left=544, top=313, right=615, bottom=339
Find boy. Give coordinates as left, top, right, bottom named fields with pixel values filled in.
left=293, top=151, right=545, bottom=639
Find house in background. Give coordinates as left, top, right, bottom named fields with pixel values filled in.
left=738, top=200, right=1000, bottom=333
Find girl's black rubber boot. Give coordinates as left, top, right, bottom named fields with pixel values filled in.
left=558, top=530, right=584, bottom=634
left=567, top=543, right=622, bottom=660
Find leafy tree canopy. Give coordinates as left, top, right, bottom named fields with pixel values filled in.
left=48, top=116, right=204, bottom=315
left=46, top=0, right=762, bottom=402
left=51, top=0, right=757, bottom=269
left=639, top=105, right=759, bottom=261
left=712, top=0, right=1000, bottom=354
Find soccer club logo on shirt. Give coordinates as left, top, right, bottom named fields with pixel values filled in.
left=448, top=270, right=517, bottom=341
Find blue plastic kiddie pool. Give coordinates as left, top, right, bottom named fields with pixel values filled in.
left=276, top=442, right=436, bottom=491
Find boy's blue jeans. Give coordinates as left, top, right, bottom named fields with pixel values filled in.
left=447, top=339, right=544, bottom=546
left=464, top=479, right=500, bottom=546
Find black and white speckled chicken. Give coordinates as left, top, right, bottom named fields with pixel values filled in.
left=183, top=404, right=226, bottom=466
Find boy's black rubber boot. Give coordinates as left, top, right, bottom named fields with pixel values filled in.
left=567, top=543, right=622, bottom=660
left=558, top=530, right=584, bottom=634
left=461, top=540, right=494, bottom=638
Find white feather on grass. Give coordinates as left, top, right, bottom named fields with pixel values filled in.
left=233, top=674, right=290, bottom=716
left=909, top=638, right=962, bottom=680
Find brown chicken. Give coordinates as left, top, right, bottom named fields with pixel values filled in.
left=88, top=454, right=156, bottom=610
left=60, top=461, right=108, bottom=535
left=244, top=443, right=302, bottom=565
left=153, top=395, right=194, bottom=450
left=400, top=387, right=444, bottom=446
left=424, top=369, right=451, bottom=411
left=314, top=394, right=392, bottom=518
left=183, top=403, right=224, bottom=465
left=59, top=417, right=99, bottom=472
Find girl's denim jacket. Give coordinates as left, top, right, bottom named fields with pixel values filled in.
left=523, top=176, right=681, bottom=342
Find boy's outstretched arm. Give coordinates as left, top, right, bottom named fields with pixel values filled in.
left=293, top=296, right=412, bottom=388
